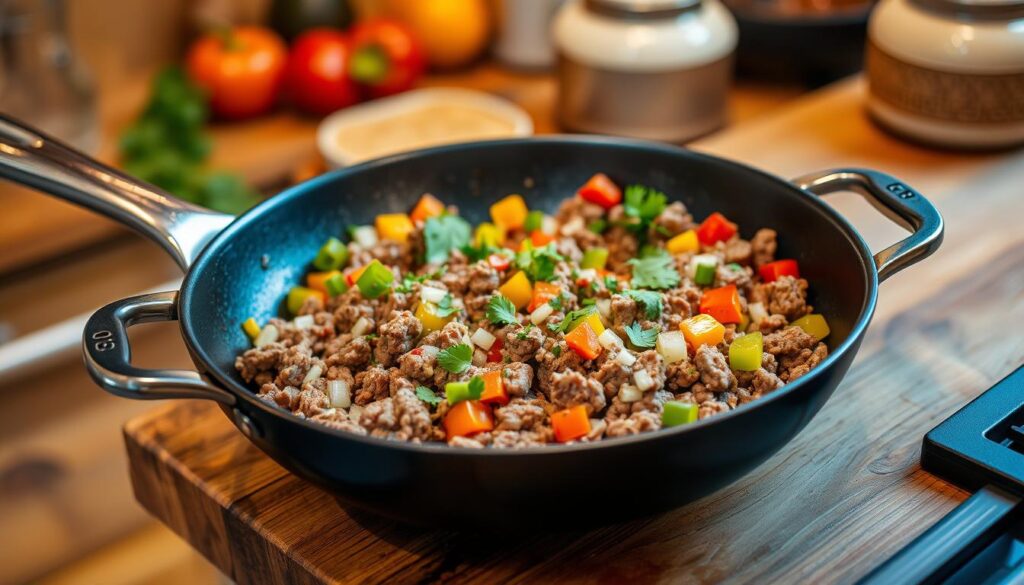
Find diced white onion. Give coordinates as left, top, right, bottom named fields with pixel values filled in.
left=293, top=314, right=315, bottom=330
left=687, top=253, right=719, bottom=280
left=656, top=331, right=689, bottom=364
left=420, top=286, right=447, bottom=304
left=634, top=369, right=654, bottom=392
left=328, top=379, right=351, bottom=408
left=596, top=298, right=611, bottom=321
left=748, top=301, right=768, bottom=325
left=615, top=350, right=637, bottom=367
left=302, top=364, right=323, bottom=385
left=349, top=404, right=365, bottom=423
left=530, top=303, right=554, bottom=325
left=420, top=345, right=440, bottom=358
left=619, top=385, right=643, bottom=403
left=559, top=216, right=584, bottom=236
left=254, top=324, right=279, bottom=348
left=471, top=328, right=497, bottom=350
left=351, top=316, right=371, bottom=337
left=541, top=215, right=559, bottom=235
left=598, top=329, right=623, bottom=351
left=577, top=268, right=598, bottom=283
left=353, top=226, right=378, bottom=248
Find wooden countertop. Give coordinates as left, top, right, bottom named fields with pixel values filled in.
left=123, top=77, right=1024, bottom=584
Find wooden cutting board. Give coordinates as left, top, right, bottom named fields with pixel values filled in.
left=123, top=77, right=1024, bottom=584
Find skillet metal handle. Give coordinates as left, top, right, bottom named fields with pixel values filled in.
left=0, top=114, right=233, bottom=270
left=792, top=168, right=944, bottom=283
left=82, top=291, right=235, bottom=405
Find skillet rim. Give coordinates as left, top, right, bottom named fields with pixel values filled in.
left=179, top=135, right=878, bottom=456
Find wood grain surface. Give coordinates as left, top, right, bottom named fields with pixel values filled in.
left=123, top=77, right=1024, bottom=584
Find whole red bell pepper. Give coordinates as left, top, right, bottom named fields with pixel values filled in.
left=347, top=19, right=426, bottom=98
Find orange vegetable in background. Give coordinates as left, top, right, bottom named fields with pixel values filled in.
left=565, top=321, right=602, bottom=360
left=699, top=285, right=743, bottom=324
left=444, top=400, right=494, bottom=439
left=680, top=314, right=725, bottom=349
left=490, top=194, right=529, bottom=231
left=186, top=26, right=287, bottom=120
left=530, top=230, right=554, bottom=247
left=375, top=213, right=415, bottom=243
left=552, top=405, right=591, bottom=443
left=410, top=194, right=445, bottom=223
left=383, top=0, right=491, bottom=69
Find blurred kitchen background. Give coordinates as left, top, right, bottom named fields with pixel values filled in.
left=0, top=0, right=884, bottom=582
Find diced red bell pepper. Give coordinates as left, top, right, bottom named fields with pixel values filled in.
left=479, top=370, right=509, bottom=406
left=527, top=281, right=561, bottom=313
left=696, top=212, right=738, bottom=245
left=488, top=253, right=510, bottom=271
left=577, top=173, right=621, bottom=209
left=487, top=337, right=504, bottom=363
left=530, top=230, right=554, bottom=247
left=565, top=321, right=602, bottom=360
left=759, top=259, right=800, bottom=283
left=699, top=284, right=743, bottom=324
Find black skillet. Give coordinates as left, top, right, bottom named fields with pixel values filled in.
left=0, top=115, right=943, bottom=529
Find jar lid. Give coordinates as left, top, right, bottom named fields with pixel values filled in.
left=911, top=0, right=1024, bottom=19
left=584, top=0, right=702, bottom=19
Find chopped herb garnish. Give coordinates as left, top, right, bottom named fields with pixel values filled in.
left=461, top=242, right=503, bottom=263
left=551, top=345, right=562, bottom=357
left=548, top=305, right=598, bottom=334
left=424, top=214, right=472, bottom=264
left=516, top=323, right=535, bottom=340
left=587, top=219, right=608, bottom=234
left=548, top=292, right=567, bottom=311
left=468, top=376, right=485, bottom=399
left=581, top=297, right=596, bottom=306
left=486, top=294, right=518, bottom=326
left=415, top=385, right=442, bottom=407
left=623, top=289, right=663, bottom=320
left=437, top=343, right=473, bottom=374
left=727, top=262, right=742, bottom=272
left=622, top=184, right=667, bottom=236
left=628, top=249, right=680, bottom=290
left=625, top=321, right=659, bottom=349
left=433, top=293, right=459, bottom=318
left=394, top=271, right=429, bottom=293
left=515, top=243, right=564, bottom=282
left=604, top=275, right=623, bottom=293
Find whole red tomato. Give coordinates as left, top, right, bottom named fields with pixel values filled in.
left=348, top=20, right=426, bottom=98
left=285, top=29, right=361, bottom=116
left=186, top=26, right=287, bottom=120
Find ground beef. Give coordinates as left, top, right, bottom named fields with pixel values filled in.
left=556, top=195, right=605, bottom=224
left=548, top=370, right=606, bottom=414
left=377, top=291, right=415, bottom=323
left=235, top=342, right=287, bottom=383
left=297, top=386, right=329, bottom=417
left=762, top=275, right=810, bottom=320
left=764, top=326, right=818, bottom=356
left=633, top=351, right=666, bottom=392
left=359, top=387, right=435, bottom=442
left=751, top=368, right=785, bottom=394
left=666, top=359, right=701, bottom=390
left=536, top=339, right=583, bottom=391
left=650, top=201, right=694, bottom=240
left=491, top=430, right=551, bottom=449
left=757, top=313, right=789, bottom=333
left=716, top=263, right=752, bottom=289
left=274, top=343, right=315, bottom=388
left=695, top=345, right=736, bottom=392
left=605, top=412, right=661, bottom=437
left=555, top=237, right=584, bottom=263
left=606, top=390, right=674, bottom=420
left=609, top=293, right=639, bottom=327
left=604, top=225, right=639, bottom=273
left=723, top=237, right=753, bottom=266
left=354, top=366, right=391, bottom=405
left=448, top=435, right=488, bottom=448
left=699, top=401, right=731, bottom=419
left=398, top=346, right=438, bottom=383
left=494, top=398, right=549, bottom=432
left=311, top=409, right=367, bottom=435
left=325, top=335, right=372, bottom=369
left=259, top=383, right=299, bottom=410
left=503, top=324, right=544, bottom=363
left=500, top=362, right=534, bottom=398
left=332, top=289, right=376, bottom=332
left=751, top=228, right=777, bottom=268
left=593, top=354, right=632, bottom=400
left=374, top=310, right=422, bottom=367
left=430, top=320, right=470, bottom=349
left=780, top=343, right=828, bottom=382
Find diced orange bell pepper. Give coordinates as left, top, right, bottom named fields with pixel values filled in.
left=530, top=230, right=554, bottom=247
left=490, top=194, right=529, bottom=231
left=577, top=173, right=621, bottom=209
left=479, top=369, right=509, bottom=406
left=551, top=405, right=591, bottom=443
left=528, top=281, right=561, bottom=313
left=565, top=321, right=602, bottom=360
left=410, top=194, right=445, bottom=223
left=759, top=259, right=800, bottom=283
left=375, top=213, right=415, bottom=243
left=307, top=270, right=342, bottom=295
left=666, top=229, right=700, bottom=254
left=696, top=212, right=738, bottom=245
left=444, top=400, right=494, bottom=439
left=498, top=271, right=533, bottom=310
left=680, top=314, right=725, bottom=349
left=699, top=284, right=743, bottom=324
left=345, top=265, right=369, bottom=287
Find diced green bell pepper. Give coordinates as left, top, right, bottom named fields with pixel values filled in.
left=694, top=261, right=716, bottom=286
left=524, top=210, right=544, bottom=233
left=313, top=237, right=349, bottom=271
left=728, top=331, right=763, bottom=371
left=325, top=272, right=348, bottom=297
left=287, top=286, right=320, bottom=315
left=790, top=314, right=830, bottom=341
left=580, top=247, right=609, bottom=270
left=356, top=259, right=393, bottom=299
left=662, top=401, right=698, bottom=427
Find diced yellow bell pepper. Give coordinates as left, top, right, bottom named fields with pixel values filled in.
left=680, top=314, right=725, bottom=349
left=498, top=271, right=533, bottom=310
left=415, top=301, right=455, bottom=333
left=375, top=213, right=415, bottom=243
left=475, top=222, right=504, bottom=248
left=242, top=317, right=261, bottom=339
left=490, top=194, right=529, bottom=230
left=582, top=311, right=605, bottom=336
left=790, top=314, right=831, bottom=341
left=666, top=229, right=700, bottom=254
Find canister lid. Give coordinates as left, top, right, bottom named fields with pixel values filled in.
left=910, top=0, right=1024, bottom=18
left=585, top=0, right=702, bottom=18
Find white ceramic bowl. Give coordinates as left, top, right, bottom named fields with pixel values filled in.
left=317, top=88, right=534, bottom=169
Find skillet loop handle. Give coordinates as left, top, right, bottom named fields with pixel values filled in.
left=792, top=168, right=944, bottom=283
left=83, top=291, right=236, bottom=405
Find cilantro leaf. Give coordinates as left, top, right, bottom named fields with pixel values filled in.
left=625, top=321, right=659, bottom=349
left=516, top=323, right=535, bottom=340
left=628, top=250, right=680, bottom=290
left=424, top=215, right=472, bottom=265
left=433, top=293, right=459, bottom=318
left=415, top=386, right=442, bottom=407
left=604, top=275, right=623, bottom=293
left=548, top=305, right=598, bottom=334
left=515, top=243, right=564, bottom=282
left=548, top=292, right=566, bottom=311
left=394, top=272, right=427, bottom=293
left=437, top=343, right=473, bottom=374
left=468, top=376, right=485, bottom=400
left=622, top=185, right=667, bottom=234
left=486, top=294, right=519, bottom=326
left=623, top=289, right=663, bottom=320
